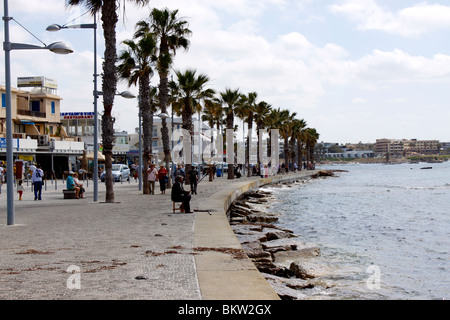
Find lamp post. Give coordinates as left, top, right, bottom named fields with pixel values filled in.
left=138, top=107, right=142, bottom=191
left=47, top=16, right=99, bottom=201
left=3, top=0, right=73, bottom=225
left=47, top=20, right=134, bottom=201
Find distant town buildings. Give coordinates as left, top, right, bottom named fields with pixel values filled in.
left=375, top=138, right=440, bottom=158
left=321, top=138, right=446, bottom=160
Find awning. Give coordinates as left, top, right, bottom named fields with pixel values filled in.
left=19, top=120, right=35, bottom=124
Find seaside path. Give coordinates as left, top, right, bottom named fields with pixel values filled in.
left=0, top=170, right=315, bottom=300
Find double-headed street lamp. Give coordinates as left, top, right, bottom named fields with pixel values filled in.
left=46, top=16, right=100, bottom=201
left=3, top=0, right=73, bottom=225
left=47, top=18, right=137, bottom=201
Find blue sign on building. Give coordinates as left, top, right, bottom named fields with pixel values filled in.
left=0, top=138, right=19, bottom=149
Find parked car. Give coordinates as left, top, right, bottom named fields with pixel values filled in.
left=100, top=164, right=130, bottom=182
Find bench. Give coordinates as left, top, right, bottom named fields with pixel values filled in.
left=63, top=189, right=77, bottom=199
left=173, top=202, right=185, bottom=213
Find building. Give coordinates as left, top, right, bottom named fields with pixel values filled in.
left=375, top=138, right=440, bottom=158
left=403, top=139, right=439, bottom=155
left=0, top=78, right=84, bottom=178
left=324, top=150, right=374, bottom=159
left=375, top=139, right=404, bottom=158
left=60, top=111, right=101, bottom=153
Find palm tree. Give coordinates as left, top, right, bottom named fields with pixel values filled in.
left=278, top=109, right=297, bottom=171
left=253, top=101, right=272, bottom=166
left=304, top=128, right=320, bottom=169
left=135, top=8, right=191, bottom=187
left=264, top=107, right=284, bottom=163
left=66, top=0, right=150, bottom=203
left=291, top=118, right=307, bottom=170
left=219, top=88, right=243, bottom=179
left=117, top=32, right=157, bottom=194
left=235, top=92, right=257, bottom=177
left=170, top=69, right=215, bottom=180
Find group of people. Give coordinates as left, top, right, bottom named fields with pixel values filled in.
left=145, top=163, right=201, bottom=214
left=146, top=164, right=200, bottom=197
left=147, top=164, right=169, bottom=195
left=14, top=163, right=45, bottom=201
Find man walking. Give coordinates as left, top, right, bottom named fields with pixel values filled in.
left=31, top=164, right=44, bottom=200
left=188, top=166, right=199, bottom=195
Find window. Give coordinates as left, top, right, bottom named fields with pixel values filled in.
left=31, top=100, right=40, bottom=112
left=1, top=93, right=5, bottom=108
left=51, top=101, right=55, bottom=114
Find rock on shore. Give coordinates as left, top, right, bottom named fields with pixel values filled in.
left=229, top=187, right=333, bottom=300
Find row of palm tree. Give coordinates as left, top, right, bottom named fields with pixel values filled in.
left=66, top=1, right=320, bottom=201
left=117, top=7, right=191, bottom=193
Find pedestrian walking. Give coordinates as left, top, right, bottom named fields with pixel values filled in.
left=147, top=164, right=158, bottom=195
left=17, top=179, right=25, bottom=200
left=157, top=165, right=168, bottom=194
left=31, top=164, right=44, bottom=200
left=188, top=166, right=199, bottom=195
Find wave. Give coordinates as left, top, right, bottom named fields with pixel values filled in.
left=366, top=183, right=450, bottom=191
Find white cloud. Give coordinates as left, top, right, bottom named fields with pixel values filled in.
left=352, top=97, right=366, bottom=103
left=330, top=0, right=450, bottom=37
left=354, top=49, right=450, bottom=83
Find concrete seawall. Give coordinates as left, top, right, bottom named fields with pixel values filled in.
left=194, top=171, right=317, bottom=300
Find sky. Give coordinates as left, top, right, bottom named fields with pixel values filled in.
left=1, top=0, right=450, bottom=144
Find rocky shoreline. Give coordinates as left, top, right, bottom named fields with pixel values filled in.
left=229, top=170, right=341, bottom=300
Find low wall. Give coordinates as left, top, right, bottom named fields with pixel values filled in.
left=193, top=171, right=316, bottom=300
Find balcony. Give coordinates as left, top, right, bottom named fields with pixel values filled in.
left=17, top=109, right=46, bottom=118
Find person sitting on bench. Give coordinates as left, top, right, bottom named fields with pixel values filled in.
left=171, top=175, right=192, bottom=213
left=67, top=171, right=80, bottom=199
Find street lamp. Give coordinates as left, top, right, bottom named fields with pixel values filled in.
left=3, top=0, right=73, bottom=225
left=47, top=16, right=100, bottom=201
left=4, top=41, right=73, bottom=53
left=96, top=89, right=136, bottom=190
left=157, top=113, right=170, bottom=119
left=96, top=91, right=136, bottom=99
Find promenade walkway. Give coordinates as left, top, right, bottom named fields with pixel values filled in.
left=0, top=170, right=315, bottom=300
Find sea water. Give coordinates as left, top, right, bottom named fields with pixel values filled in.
left=267, top=162, right=450, bottom=300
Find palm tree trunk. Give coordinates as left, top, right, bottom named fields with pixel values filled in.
left=101, top=0, right=118, bottom=203
left=182, top=97, right=193, bottom=184
left=158, top=73, right=172, bottom=187
left=256, top=123, right=262, bottom=166
left=226, top=113, right=234, bottom=179
left=246, top=117, right=253, bottom=177
left=284, top=137, right=289, bottom=172
left=297, top=140, right=302, bottom=171
left=140, top=78, right=151, bottom=194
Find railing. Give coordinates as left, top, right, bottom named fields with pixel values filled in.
left=12, top=133, right=26, bottom=139
left=17, top=109, right=46, bottom=118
